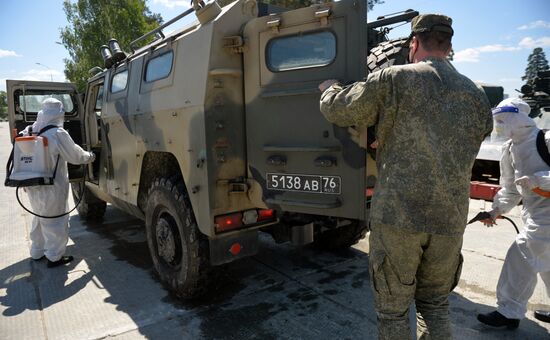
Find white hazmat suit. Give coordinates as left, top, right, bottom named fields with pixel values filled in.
left=22, top=98, right=94, bottom=262
left=488, top=98, right=550, bottom=320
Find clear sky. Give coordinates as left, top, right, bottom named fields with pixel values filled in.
left=1, top=0, right=549, bottom=99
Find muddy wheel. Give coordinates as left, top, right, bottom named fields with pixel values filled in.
left=71, top=182, right=106, bottom=221
left=145, top=177, right=210, bottom=299
left=314, top=221, right=368, bottom=250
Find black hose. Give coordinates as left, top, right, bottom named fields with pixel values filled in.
left=468, top=211, right=520, bottom=234
left=15, top=179, right=85, bottom=219
left=501, top=215, right=520, bottom=234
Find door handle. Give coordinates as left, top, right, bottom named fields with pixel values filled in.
left=314, top=156, right=336, bottom=167
left=267, top=155, right=286, bottom=166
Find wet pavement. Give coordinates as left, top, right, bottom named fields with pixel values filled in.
left=0, top=121, right=549, bottom=339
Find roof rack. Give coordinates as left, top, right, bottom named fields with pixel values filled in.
left=130, top=8, right=194, bottom=52
left=130, top=1, right=206, bottom=52
left=367, top=9, right=418, bottom=30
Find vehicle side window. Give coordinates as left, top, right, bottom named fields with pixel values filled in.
left=94, top=85, right=104, bottom=117
left=145, top=51, right=173, bottom=82
left=266, top=31, right=336, bottom=72
left=111, top=70, right=128, bottom=93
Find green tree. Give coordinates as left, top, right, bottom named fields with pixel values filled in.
left=522, top=47, right=549, bottom=84
left=0, top=91, right=7, bottom=120
left=218, top=0, right=384, bottom=10
left=60, top=0, right=162, bottom=91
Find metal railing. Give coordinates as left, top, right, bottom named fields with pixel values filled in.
left=130, top=0, right=206, bottom=52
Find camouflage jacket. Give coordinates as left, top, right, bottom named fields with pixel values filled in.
left=320, top=57, right=493, bottom=235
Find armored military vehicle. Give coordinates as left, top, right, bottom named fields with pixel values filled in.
left=6, top=0, right=416, bottom=298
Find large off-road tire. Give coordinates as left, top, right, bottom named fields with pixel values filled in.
left=145, top=177, right=210, bottom=299
left=314, top=220, right=368, bottom=250
left=367, top=37, right=409, bottom=73
left=364, top=38, right=410, bottom=160
left=71, top=182, right=106, bottom=221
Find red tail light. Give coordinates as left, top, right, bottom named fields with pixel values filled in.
left=215, top=212, right=243, bottom=232
left=366, top=188, right=374, bottom=198
left=215, top=209, right=276, bottom=233
left=257, top=209, right=275, bottom=221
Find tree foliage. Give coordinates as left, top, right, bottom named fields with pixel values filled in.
left=367, top=0, right=385, bottom=11
left=0, top=91, right=7, bottom=120
left=218, top=0, right=384, bottom=10
left=60, top=0, right=162, bottom=91
left=522, top=47, right=549, bottom=84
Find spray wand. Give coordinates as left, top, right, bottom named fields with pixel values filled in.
left=468, top=211, right=520, bottom=234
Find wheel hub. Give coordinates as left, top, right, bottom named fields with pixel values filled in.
left=155, top=216, right=177, bottom=264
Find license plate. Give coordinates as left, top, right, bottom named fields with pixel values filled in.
left=266, top=173, right=341, bottom=194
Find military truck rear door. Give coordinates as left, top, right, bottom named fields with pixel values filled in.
left=6, top=80, right=86, bottom=181
left=243, top=0, right=367, bottom=220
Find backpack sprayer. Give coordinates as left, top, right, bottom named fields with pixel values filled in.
left=4, top=125, right=85, bottom=218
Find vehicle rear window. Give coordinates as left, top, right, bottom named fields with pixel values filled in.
left=145, top=51, right=173, bottom=82
left=111, top=70, right=128, bottom=93
left=267, top=31, right=336, bottom=72
left=16, top=92, right=75, bottom=115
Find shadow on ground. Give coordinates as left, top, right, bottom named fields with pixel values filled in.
left=0, top=249, right=93, bottom=317
left=1, top=205, right=548, bottom=339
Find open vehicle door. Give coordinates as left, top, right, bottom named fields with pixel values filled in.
left=243, top=0, right=367, bottom=220
left=6, top=80, right=86, bottom=181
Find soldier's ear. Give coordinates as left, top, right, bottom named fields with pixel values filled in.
left=407, top=36, right=419, bottom=63
left=445, top=42, right=452, bottom=57
left=409, top=36, right=417, bottom=48
left=412, top=36, right=421, bottom=53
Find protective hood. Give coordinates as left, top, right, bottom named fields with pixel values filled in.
left=491, top=97, right=535, bottom=143
left=32, top=98, right=65, bottom=133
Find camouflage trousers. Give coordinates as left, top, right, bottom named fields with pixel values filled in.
left=368, top=224, right=464, bottom=340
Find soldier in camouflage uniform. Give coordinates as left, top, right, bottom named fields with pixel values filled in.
left=319, top=14, right=493, bottom=339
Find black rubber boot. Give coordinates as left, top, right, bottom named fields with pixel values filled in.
left=31, top=255, right=45, bottom=261
left=534, top=310, right=550, bottom=323
left=477, top=311, right=520, bottom=329
left=47, top=255, right=74, bottom=268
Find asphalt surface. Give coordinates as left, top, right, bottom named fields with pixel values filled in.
left=0, top=121, right=549, bottom=340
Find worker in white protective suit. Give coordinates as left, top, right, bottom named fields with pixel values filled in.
left=22, top=98, right=95, bottom=268
left=477, top=97, right=550, bottom=328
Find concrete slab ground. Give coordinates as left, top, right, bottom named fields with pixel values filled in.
left=0, top=121, right=548, bottom=339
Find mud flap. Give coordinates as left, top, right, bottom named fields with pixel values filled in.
left=209, top=230, right=259, bottom=266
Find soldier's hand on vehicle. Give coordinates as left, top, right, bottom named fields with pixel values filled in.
left=515, top=175, right=535, bottom=190
left=89, top=151, right=96, bottom=163
left=347, top=127, right=361, bottom=145
left=318, top=79, right=340, bottom=92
